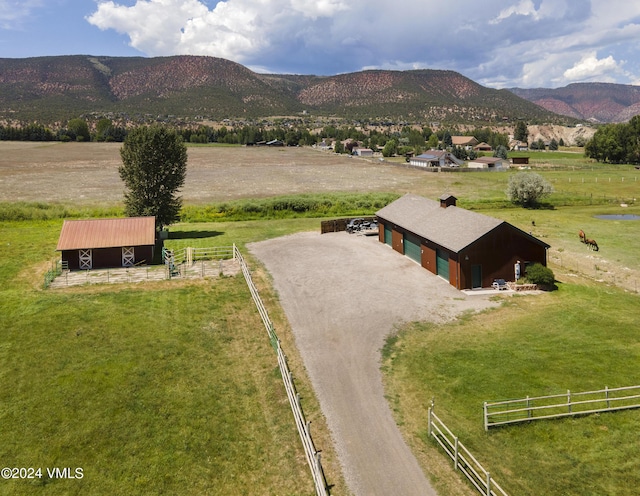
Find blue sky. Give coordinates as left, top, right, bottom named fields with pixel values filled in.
left=2, top=0, right=640, bottom=88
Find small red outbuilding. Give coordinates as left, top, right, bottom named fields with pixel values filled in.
left=57, top=217, right=156, bottom=270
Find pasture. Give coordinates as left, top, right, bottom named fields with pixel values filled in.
left=1, top=142, right=639, bottom=495
left=0, top=218, right=349, bottom=495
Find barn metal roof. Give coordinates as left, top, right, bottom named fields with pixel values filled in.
left=376, top=194, right=547, bottom=253
left=56, top=217, right=156, bottom=251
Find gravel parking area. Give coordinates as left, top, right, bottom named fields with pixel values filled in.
left=248, top=232, right=498, bottom=496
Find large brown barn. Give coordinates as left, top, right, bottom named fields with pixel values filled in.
left=376, top=194, right=549, bottom=289
left=57, top=217, right=156, bottom=270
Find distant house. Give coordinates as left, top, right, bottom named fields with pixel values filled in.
left=452, top=136, right=479, bottom=149
left=409, top=151, right=463, bottom=168
left=57, top=217, right=156, bottom=270
left=467, top=156, right=510, bottom=170
left=474, top=142, right=493, bottom=152
left=510, top=140, right=529, bottom=151
left=376, top=194, right=549, bottom=289
left=353, top=147, right=374, bottom=157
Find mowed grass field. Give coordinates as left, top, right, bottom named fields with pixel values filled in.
left=0, top=218, right=348, bottom=495
left=383, top=280, right=640, bottom=496
left=1, top=142, right=639, bottom=495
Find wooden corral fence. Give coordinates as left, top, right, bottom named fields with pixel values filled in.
left=427, top=404, right=509, bottom=496
left=320, top=216, right=376, bottom=234
left=44, top=260, right=67, bottom=288
left=163, top=245, right=234, bottom=266
left=235, top=246, right=329, bottom=496
left=484, top=385, right=640, bottom=430
left=162, top=246, right=235, bottom=279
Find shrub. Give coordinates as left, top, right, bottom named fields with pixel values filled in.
left=525, top=263, right=555, bottom=288
left=506, top=172, right=554, bottom=208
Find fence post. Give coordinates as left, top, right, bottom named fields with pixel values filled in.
left=483, top=402, right=488, bottom=431
left=605, top=386, right=610, bottom=408
left=486, top=472, right=491, bottom=496
left=527, top=395, right=531, bottom=418
left=568, top=390, right=572, bottom=413
left=454, top=437, right=459, bottom=470
left=233, top=243, right=236, bottom=260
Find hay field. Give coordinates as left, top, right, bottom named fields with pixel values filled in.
left=0, top=142, right=444, bottom=205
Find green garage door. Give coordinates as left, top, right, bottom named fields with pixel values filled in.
left=384, top=225, right=392, bottom=246
left=404, top=233, right=421, bottom=263
left=436, top=248, right=449, bottom=280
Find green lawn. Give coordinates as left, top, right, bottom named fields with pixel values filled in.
left=1, top=149, right=638, bottom=495
left=383, top=282, right=640, bottom=496
left=0, top=219, right=345, bottom=495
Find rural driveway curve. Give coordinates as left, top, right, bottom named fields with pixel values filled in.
left=248, top=232, right=497, bottom=496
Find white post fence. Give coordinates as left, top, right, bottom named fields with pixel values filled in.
left=484, top=385, right=640, bottom=430
left=235, top=246, right=329, bottom=496
left=427, top=403, right=509, bottom=496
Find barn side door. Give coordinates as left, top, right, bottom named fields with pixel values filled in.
left=471, top=264, right=482, bottom=289
left=122, top=247, right=135, bottom=267
left=79, top=249, right=92, bottom=269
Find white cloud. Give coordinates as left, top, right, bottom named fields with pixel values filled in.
left=88, top=0, right=350, bottom=61
left=84, top=0, right=640, bottom=88
left=492, top=0, right=540, bottom=23
left=563, top=53, right=623, bottom=82
left=0, top=0, right=44, bottom=29
left=290, top=0, right=349, bottom=19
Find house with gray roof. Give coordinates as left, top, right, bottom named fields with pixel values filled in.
left=409, top=151, right=463, bottom=168
left=376, top=194, right=549, bottom=289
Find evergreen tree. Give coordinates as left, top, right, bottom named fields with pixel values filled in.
left=514, top=121, right=528, bottom=142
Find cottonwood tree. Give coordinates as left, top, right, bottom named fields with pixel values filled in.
left=506, top=172, right=553, bottom=208
left=119, top=126, right=187, bottom=230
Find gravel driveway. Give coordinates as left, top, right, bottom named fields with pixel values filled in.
left=248, top=232, right=497, bottom=496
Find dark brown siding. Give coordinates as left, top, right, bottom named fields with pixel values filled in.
left=378, top=222, right=385, bottom=243
left=61, top=245, right=154, bottom=270
left=459, top=224, right=547, bottom=288
left=377, top=214, right=547, bottom=290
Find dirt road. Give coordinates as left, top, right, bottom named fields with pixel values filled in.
left=248, top=232, right=497, bottom=496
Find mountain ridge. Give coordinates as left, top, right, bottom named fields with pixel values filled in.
left=509, top=82, right=640, bottom=123
left=0, top=55, right=573, bottom=124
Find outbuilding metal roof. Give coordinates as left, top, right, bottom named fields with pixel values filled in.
left=376, top=194, right=528, bottom=253
left=56, top=217, right=156, bottom=251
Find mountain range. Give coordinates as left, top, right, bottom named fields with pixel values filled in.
left=509, top=83, right=640, bottom=123
left=0, top=55, right=636, bottom=125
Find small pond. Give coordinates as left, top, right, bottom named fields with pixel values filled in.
left=594, top=214, right=640, bottom=220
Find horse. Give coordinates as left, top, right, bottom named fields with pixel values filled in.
left=585, top=238, right=599, bottom=251
left=579, top=229, right=586, bottom=243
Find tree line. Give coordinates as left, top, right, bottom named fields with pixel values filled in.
left=585, top=115, right=640, bottom=164
left=0, top=118, right=511, bottom=156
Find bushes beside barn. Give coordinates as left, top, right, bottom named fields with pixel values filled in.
left=525, top=263, right=555, bottom=288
